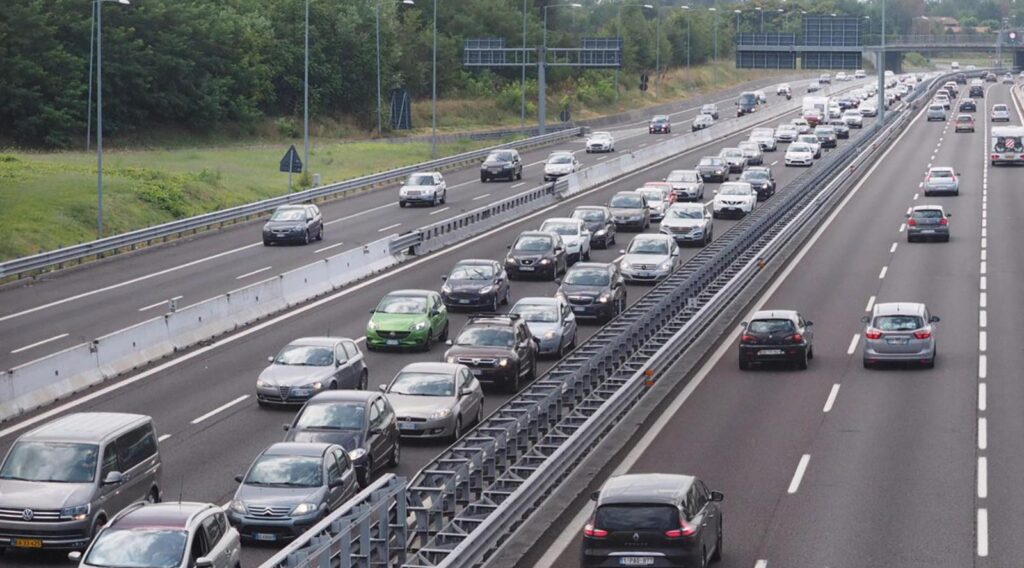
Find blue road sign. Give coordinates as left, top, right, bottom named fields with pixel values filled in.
left=280, top=145, right=303, bottom=173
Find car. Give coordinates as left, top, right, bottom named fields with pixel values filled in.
left=951, top=61, right=960, bottom=70
left=618, top=234, right=680, bottom=283
left=954, top=114, right=976, bottom=133
left=906, top=205, right=951, bottom=242
left=774, top=123, right=799, bottom=142
left=738, top=309, right=814, bottom=370
left=791, top=118, right=812, bottom=134
left=540, top=217, right=592, bottom=263
left=861, top=302, right=940, bottom=368
left=585, top=131, right=615, bottom=153
left=543, top=151, right=580, bottom=181
left=700, top=103, right=719, bottom=119
left=510, top=297, right=579, bottom=356
left=828, top=119, right=850, bottom=138
left=837, top=96, right=859, bottom=110
left=256, top=337, right=368, bottom=406
left=0, top=413, right=162, bottom=552
left=813, top=125, right=838, bottom=149
left=926, top=104, right=946, bottom=122
left=366, top=290, right=449, bottom=351
left=719, top=147, right=748, bottom=173
left=712, top=181, right=757, bottom=218
left=807, top=81, right=821, bottom=92
left=505, top=230, right=568, bottom=279
left=228, top=442, right=359, bottom=542
left=664, top=169, right=705, bottom=202
left=854, top=69, right=866, bottom=79
left=691, top=114, right=715, bottom=131
left=737, top=141, right=765, bottom=166
left=637, top=185, right=671, bottom=222
left=738, top=166, right=776, bottom=201
left=660, top=202, right=713, bottom=246
left=382, top=362, right=484, bottom=440
left=571, top=205, right=617, bottom=248
left=608, top=191, right=651, bottom=230
left=696, top=156, right=729, bottom=182
left=796, top=134, right=822, bottom=158
left=959, top=99, right=977, bottom=112
left=859, top=101, right=878, bottom=116
left=71, top=502, right=239, bottom=568
left=556, top=262, right=628, bottom=322
left=802, top=109, right=824, bottom=127
left=581, top=473, right=724, bottom=568
left=933, top=95, right=950, bottom=110
left=444, top=314, right=538, bottom=392
left=440, top=259, right=511, bottom=311
left=1003, top=73, right=1014, bottom=84
left=754, top=89, right=768, bottom=103
left=968, top=85, right=984, bottom=98
left=985, top=71, right=997, bottom=82
left=819, top=73, right=831, bottom=84
left=827, top=104, right=842, bottom=119
left=776, top=83, right=791, bottom=95
left=749, top=127, right=777, bottom=151
left=263, top=204, right=323, bottom=245
left=736, top=91, right=759, bottom=116
left=649, top=114, right=671, bottom=133
left=835, top=71, right=849, bottom=82
left=955, top=72, right=967, bottom=84
left=923, top=167, right=959, bottom=196
left=284, top=391, right=400, bottom=486
left=992, top=104, right=1011, bottom=122
left=398, top=171, right=447, bottom=207
left=785, top=143, right=816, bottom=167
left=480, top=149, right=523, bottom=182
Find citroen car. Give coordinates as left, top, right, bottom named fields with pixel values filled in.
left=861, top=302, right=940, bottom=368
left=505, top=231, right=568, bottom=280
left=366, top=290, right=449, bottom=351
left=556, top=262, right=627, bottom=322
left=585, top=131, right=616, bottom=153
left=637, top=185, right=670, bottom=222
left=540, top=217, right=592, bottom=263
left=737, top=141, right=764, bottom=166
left=696, top=157, right=728, bottom=183
left=608, top=191, right=651, bottom=231
left=480, top=149, right=523, bottom=182
left=785, top=142, right=815, bottom=167
left=660, top=202, right=713, bottom=246
left=398, top=171, right=447, bottom=207
left=510, top=297, right=578, bottom=356
left=906, top=205, right=951, bottom=242
left=444, top=314, right=538, bottom=393
left=571, top=206, right=617, bottom=248
left=923, top=167, right=959, bottom=196
left=665, top=169, right=706, bottom=202
left=649, top=115, right=671, bottom=134
left=543, top=151, right=580, bottom=181
left=382, top=362, right=484, bottom=441
left=712, top=182, right=757, bottom=218
left=738, top=310, right=814, bottom=370
left=441, top=259, right=511, bottom=311
left=992, top=104, right=1011, bottom=122
left=700, top=103, right=719, bottom=119
left=263, top=204, right=323, bottom=245
left=749, top=127, right=777, bottom=151
left=954, top=114, right=976, bottom=133
left=618, top=234, right=680, bottom=284
left=719, top=147, right=748, bottom=173
left=738, top=167, right=776, bottom=201
left=256, top=337, right=368, bottom=406
left=691, top=114, right=715, bottom=131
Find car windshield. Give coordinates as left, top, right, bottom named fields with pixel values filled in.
left=512, top=304, right=559, bottom=323
left=572, top=209, right=605, bottom=222
left=610, top=195, right=643, bottom=208
left=548, top=154, right=572, bottom=164
left=668, top=207, right=703, bottom=219
left=628, top=239, right=669, bottom=255
left=376, top=295, right=427, bottom=314
left=407, top=174, right=434, bottom=186
left=720, top=185, right=751, bottom=196
left=514, top=236, right=553, bottom=252
left=591, top=133, right=611, bottom=140
left=929, top=170, right=953, bottom=178
left=564, top=267, right=610, bottom=286
left=699, top=158, right=722, bottom=166
left=994, top=105, right=1008, bottom=111
left=273, top=345, right=334, bottom=366
left=929, top=105, right=943, bottom=111
left=489, top=151, right=514, bottom=161
left=84, top=529, right=188, bottom=568
left=595, top=504, right=678, bottom=531
left=739, top=143, right=758, bottom=151
left=541, top=222, right=577, bottom=236
left=638, top=190, right=664, bottom=203
left=455, top=327, right=515, bottom=348
left=245, top=455, right=323, bottom=487
left=388, top=372, right=455, bottom=397
left=790, top=144, right=810, bottom=153
left=844, top=111, right=859, bottom=116
left=722, top=150, right=742, bottom=158
left=913, top=209, right=944, bottom=219
left=873, top=315, right=924, bottom=331
left=702, top=105, right=715, bottom=111
left=748, top=319, right=795, bottom=333
left=0, top=442, right=98, bottom=483
left=270, top=209, right=305, bottom=222
left=449, top=264, right=495, bottom=281
left=816, top=128, right=834, bottom=135
left=652, top=117, right=668, bottom=123
left=667, top=171, right=699, bottom=182
left=294, top=403, right=365, bottom=430
left=739, top=94, right=757, bottom=105
left=798, top=136, right=816, bottom=143
left=741, top=171, right=769, bottom=181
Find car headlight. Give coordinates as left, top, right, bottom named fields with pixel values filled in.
left=543, top=330, right=558, bottom=340
left=367, top=320, right=378, bottom=330
left=595, top=229, right=606, bottom=236
left=229, top=500, right=247, bottom=515
left=498, top=358, right=510, bottom=367
left=597, top=293, right=611, bottom=304
left=291, top=503, right=319, bottom=516
left=505, top=256, right=517, bottom=264
left=716, top=169, right=724, bottom=174
left=478, top=285, right=493, bottom=294
left=555, top=290, right=567, bottom=301
left=410, top=321, right=428, bottom=331
left=659, top=261, right=674, bottom=271
left=441, top=284, right=452, bottom=294
left=430, top=408, right=453, bottom=420
left=502, top=163, right=512, bottom=169
left=620, top=260, right=631, bottom=270
left=60, top=504, right=90, bottom=521
left=256, top=379, right=269, bottom=388
left=304, top=382, right=324, bottom=390
left=540, top=258, right=551, bottom=265
left=349, top=448, right=368, bottom=461
left=446, top=356, right=456, bottom=363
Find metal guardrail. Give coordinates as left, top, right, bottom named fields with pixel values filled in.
left=0, top=128, right=581, bottom=281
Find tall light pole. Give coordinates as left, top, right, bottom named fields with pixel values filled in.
left=541, top=3, right=582, bottom=134
left=613, top=1, right=647, bottom=103
left=756, top=6, right=764, bottom=33
left=431, top=0, right=437, bottom=158
left=86, top=1, right=96, bottom=151
left=682, top=6, right=691, bottom=76
left=734, top=9, right=741, bottom=34
left=304, top=0, right=310, bottom=177
left=521, top=0, right=527, bottom=131
left=710, top=6, right=719, bottom=85
left=94, top=0, right=130, bottom=239
left=376, top=0, right=415, bottom=136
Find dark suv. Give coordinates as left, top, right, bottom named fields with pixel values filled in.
left=738, top=309, right=814, bottom=370
left=581, top=473, right=724, bottom=568
left=444, top=314, right=538, bottom=393
left=480, top=150, right=523, bottom=182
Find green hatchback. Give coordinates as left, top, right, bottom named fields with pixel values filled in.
left=366, top=290, right=449, bottom=351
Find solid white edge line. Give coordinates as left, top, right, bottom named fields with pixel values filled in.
left=846, top=334, right=860, bottom=355
left=978, top=508, right=989, bottom=557
left=235, top=266, right=272, bottom=280
left=190, top=395, right=249, bottom=425
left=822, top=383, right=840, bottom=413
left=787, top=454, right=811, bottom=494
left=10, top=333, right=71, bottom=355
left=978, top=456, right=988, bottom=499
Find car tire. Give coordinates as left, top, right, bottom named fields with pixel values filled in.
left=797, top=350, right=809, bottom=370
left=476, top=405, right=484, bottom=426
left=423, top=330, right=433, bottom=352
left=491, top=294, right=499, bottom=313
left=808, top=345, right=814, bottom=360
left=528, top=357, right=537, bottom=380
left=441, top=190, right=447, bottom=204
left=583, top=247, right=590, bottom=261
left=502, top=287, right=511, bottom=305
left=303, top=230, right=311, bottom=245
left=263, top=239, right=271, bottom=246
left=924, top=352, right=936, bottom=369
left=147, top=487, right=161, bottom=504
left=863, top=358, right=874, bottom=369
left=481, top=175, right=488, bottom=182
left=257, top=398, right=269, bottom=408
left=711, top=521, right=723, bottom=562
left=439, top=322, right=449, bottom=342
left=507, top=372, right=520, bottom=394
left=451, top=418, right=462, bottom=443
left=389, top=441, right=401, bottom=467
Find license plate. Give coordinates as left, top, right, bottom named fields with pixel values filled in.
left=758, top=349, right=785, bottom=356
left=459, top=299, right=470, bottom=304
left=399, top=422, right=418, bottom=431
left=572, top=306, right=586, bottom=313
left=519, top=266, right=535, bottom=272
left=619, top=558, right=654, bottom=566
left=471, top=369, right=483, bottom=376
left=254, top=533, right=278, bottom=542
left=490, top=168, right=502, bottom=173
left=921, top=229, right=935, bottom=234
left=14, top=538, right=43, bottom=549
left=636, top=272, right=652, bottom=278
left=887, top=338, right=909, bottom=345
left=386, top=339, right=400, bottom=346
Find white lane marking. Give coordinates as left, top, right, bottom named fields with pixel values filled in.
left=377, top=223, right=402, bottom=233
left=157, top=434, right=172, bottom=443
left=980, top=276, right=987, bottom=291
left=313, top=241, right=346, bottom=254
left=981, top=250, right=987, bottom=261
left=770, top=160, right=778, bottom=166
left=899, top=223, right=906, bottom=233
left=918, top=182, right=923, bottom=188
left=979, top=310, right=987, bottom=328
left=889, top=242, right=898, bottom=254
left=429, top=207, right=450, bottom=216
left=979, top=331, right=987, bottom=352
left=913, top=193, right=919, bottom=200
left=979, top=354, right=988, bottom=379
left=190, top=395, right=249, bottom=425
left=472, top=193, right=492, bottom=201
left=138, top=295, right=183, bottom=313
left=10, top=333, right=70, bottom=354
left=865, top=295, right=876, bottom=312
left=235, top=266, right=272, bottom=280
left=511, top=182, right=526, bottom=189
left=324, top=202, right=393, bottom=226
left=847, top=334, right=860, bottom=355
left=978, top=508, right=989, bottom=557
left=980, top=291, right=987, bottom=308
left=823, top=384, right=841, bottom=413
left=979, top=383, right=987, bottom=411
left=980, top=261, right=987, bottom=275
left=878, top=266, right=888, bottom=279
left=978, top=417, right=987, bottom=450
left=597, top=155, right=608, bottom=161
left=755, top=561, right=769, bottom=568
left=978, top=456, right=988, bottom=499
left=787, top=454, right=811, bottom=494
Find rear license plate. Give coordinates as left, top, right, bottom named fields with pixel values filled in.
left=758, top=349, right=785, bottom=356
left=519, top=266, right=535, bottom=272
left=619, top=558, right=654, bottom=566
left=386, top=339, right=400, bottom=346
left=253, top=533, right=278, bottom=542
left=459, top=299, right=470, bottom=304
left=887, top=338, right=909, bottom=345
left=399, top=423, right=418, bottom=431
left=920, top=229, right=935, bottom=234
left=14, top=538, right=43, bottom=549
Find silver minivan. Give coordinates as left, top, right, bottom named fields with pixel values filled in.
left=861, top=302, right=940, bottom=368
left=0, top=413, right=162, bottom=551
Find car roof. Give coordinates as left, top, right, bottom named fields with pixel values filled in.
left=873, top=302, right=927, bottom=317
left=631, top=233, right=672, bottom=242
left=751, top=309, right=800, bottom=322
left=574, top=205, right=610, bottom=212
left=263, top=442, right=332, bottom=457
left=308, top=390, right=377, bottom=404
left=911, top=204, right=946, bottom=212
left=592, top=131, right=612, bottom=136
left=113, top=502, right=214, bottom=530
left=409, top=171, right=438, bottom=177
left=518, top=230, right=556, bottom=238
left=568, top=262, right=613, bottom=271
left=652, top=115, right=669, bottom=120
left=454, top=258, right=496, bottom=267
left=513, top=296, right=560, bottom=307
left=398, top=362, right=462, bottom=374
left=928, top=166, right=954, bottom=172
left=598, top=473, right=695, bottom=506
left=669, top=201, right=704, bottom=210
left=614, top=190, right=643, bottom=196
left=548, top=150, right=573, bottom=156
left=22, top=413, right=149, bottom=444
left=541, top=217, right=580, bottom=225
left=288, top=337, right=346, bottom=347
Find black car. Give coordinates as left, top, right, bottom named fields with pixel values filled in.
left=581, top=473, right=724, bottom=568
left=556, top=262, right=627, bottom=323
left=505, top=231, right=568, bottom=280
left=696, top=157, right=728, bottom=183
left=571, top=205, right=617, bottom=248
left=480, top=149, right=523, bottom=182
left=649, top=115, right=671, bottom=134
left=441, top=259, right=510, bottom=311
left=284, top=391, right=400, bottom=487
left=444, top=314, right=538, bottom=393
left=828, top=120, right=850, bottom=139
left=735, top=91, right=758, bottom=116
left=608, top=191, right=651, bottom=231
left=959, top=98, right=977, bottom=112
left=738, top=167, right=776, bottom=201
left=813, top=126, right=838, bottom=148
left=955, top=72, right=967, bottom=84
left=263, top=204, right=324, bottom=245
left=969, top=85, right=984, bottom=98
left=738, top=309, right=814, bottom=370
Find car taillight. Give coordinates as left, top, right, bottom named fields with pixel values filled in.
left=939, top=218, right=948, bottom=226
left=741, top=334, right=757, bottom=343
left=908, top=218, right=917, bottom=226
left=665, top=519, right=698, bottom=538
left=865, top=328, right=883, bottom=340
left=791, top=333, right=803, bottom=343
left=914, top=329, right=932, bottom=339
left=584, top=524, right=608, bottom=538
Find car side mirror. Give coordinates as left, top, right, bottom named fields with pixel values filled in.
left=378, top=384, right=387, bottom=392
left=267, top=356, right=274, bottom=363
left=806, top=320, right=814, bottom=326
left=930, top=315, right=941, bottom=323
left=234, top=474, right=243, bottom=483
left=860, top=316, right=871, bottom=324
left=369, top=308, right=376, bottom=314
left=282, top=423, right=291, bottom=432
left=710, top=491, right=725, bottom=502
left=102, top=471, right=124, bottom=486
left=460, top=388, right=473, bottom=398
left=329, top=479, right=344, bottom=488
left=590, top=490, right=601, bottom=501
left=506, top=244, right=512, bottom=249
left=196, top=557, right=214, bottom=568
left=945, top=212, right=952, bottom=217
left=554, top=278, right=562, bottom=284
left=369, top=427, right=384, bottom=435
left=618, top=249, right=626, bottom=255
left=555, top=247, right=563, bottom=252
left=445, top=339, right=453, bottom=346
left=440, top=275, right=447, bottom=281
left=68, top=551, right=83, bottom=563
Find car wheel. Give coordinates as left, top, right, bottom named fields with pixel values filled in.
left=399, top=201, right=407, bottom=208
left=328, top=380, right=338, bottom=391
left=147, top=487, right=160, bottom=504
left=583, top=247, right=590, bottom=261
left=441, top=190, right=447, bottom=204
left=257, top=398, right=269, bottom=408
left=303, top=230, right=311, bottom=245
left=863, top=358, right=874, bottom=369
left=317, top=226, right=324, bottom=241
left=797, top=350, right=809, bottom=370
left=710, top=521, right=723, bottom=562
left=528, top=357, right=537, bottom=380
left=439, top=321, right=449, bottom=342
left=700, top=547, right=709, bottom=568
left=507, top=372, right=520, bottom=394
left=451, top=418, right=462, bottom=442
left=263, top=239, right=271, bottom=246
left=359, top=369, right=368, bottom=390
left=491, top=294, right=499, bottom=313
left=808, top=345, right=814, bottom=360
left=476, top=404, right=484, bottom=426
left=423, top=330, right=433, bottom=352
left=503, top=286, right=511, bottom=305
left=481, top=175, right=488, bottom=182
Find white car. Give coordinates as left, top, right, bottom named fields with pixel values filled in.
left=712, top=182, right=757, bottom=218
left=854, top=69, right=866, bottom=79
left=785, top=143, right=816, bottom=167
left=543, top=151, right=579, bottom=181
left=991, top=104, right=1011, bottom=122
left=539, top=218, right=591, bottom=263
left=860, top=101, right=878, bottom=116
left=776, top=83, right=791, bottom=95
left=819, top=73, right=831, bottom=84
left=692, top=114, right=715, bottom=131
left=775, top=124, right=799, bottom=142
left=795, top=134, right=822, bottom=158
left=664, top=169, right=705, bottom=202
left=1002, top=73, right=1014, bottom=84
left=791, top=118, right=812, bottom=134
left=836, top=71, right=849, bottom=82
left=807, top=81, right=821, bottom=93
left=660, top=202, right=713, bottom=246
left=399, top=171, right=447, bottom=207
left=700, top=103, right=720, bottom=119
left=842, top=109, right=864, bottom=128
left=586, top=131, right=615, bottom=153
left=754, top=90, right=768, bottom=103
left=750, top=127, right=777, bottom=151
left=828, top=105, right=842, bottom=119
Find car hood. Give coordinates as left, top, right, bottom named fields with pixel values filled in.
left=581, top=220, right=606, bottom=232
left=661, top=217, right=706, bottom=229
left=234, top=484, right=325, bottom=509
left=0, top=480, right=95, bottom=510
left=524, top=321, right=560, bottom=338
left=668, top=180, right=702, bottom=190
left=787, top=150, right=814, bottom=158
left=716, top=194, right=754, bottom=203
left=508, top=250, right=553, bottom=261
left=445, top=279, right=495, bottom=292
left=696, top=163, right=723, bottom=171
left=610, top=207, right=644, bottom=217
left=559, top=283, right=609, bottom=297
left=545, top=163, right=573, bottom=172
left=258, top=364, right=336, bottom=387
left=445, top=345, right=513, bottom=360
left=587, top=138, right=611, bottom=145
left=741, top=178, right=770, bottom=187
left=386, top=394, right=456, bottom=418
left=287, top=429, right=364, bottom=452
left=370, top=312, right=427, bottom=331
left=622, top=253, right=670, bottom=266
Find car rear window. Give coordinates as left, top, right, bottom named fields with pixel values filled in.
left=873, top=315, right=923, bottom=331
left=748, top=319, right=795, bottom=334
left=913, top=209, right=944, bottom=219
left=595, top=504, right=679, bottom=531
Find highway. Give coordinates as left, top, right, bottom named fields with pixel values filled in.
left=532, top=82, right=1023, bottom=567
left=0, top=78, right=877, bottom=567
left=0, top=75, right=811, bottom=372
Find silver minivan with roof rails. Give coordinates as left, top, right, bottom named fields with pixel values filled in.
left=861, top=302, right=940, bottom=368
left=0, top=413, right=162, bottom=552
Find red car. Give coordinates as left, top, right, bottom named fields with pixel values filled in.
left=803, top=110, right=824, bottom=127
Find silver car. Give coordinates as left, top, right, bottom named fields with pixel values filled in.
left=738, top=141, right=764, bottom=165
left=382, top=362, right=484, bottom=440
left=637, top=186, right=670, bottom=222
left=510, top=297, right=578, bottom=357
left=906, top=205, right=951, bottom=242
left=775, top=124, right=799, bottom=142
left=619, top=234, right=680, bottom=283
left=660, top=202, right=713, bottom=246
left=923, top=167, right=959, bottom=196
left=257, top=337, right=368, bottom=406
left=700, top=103, right=719, bottom=119
left=991, top=104, right=1011, bottom=122
left=665, top=169, right=705, bottom=202
left=544, top=151, right=579, bottom=181
left=861, top=302, right=940, bottom=368
left=719, top=147, right=748, bottom=173
left=750, top=128, right=777, bottom=151
left=692, top=114, right=715, bottom=131
left=926, top=104, right=947, bottom=121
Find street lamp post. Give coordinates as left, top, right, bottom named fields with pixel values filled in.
left=86, top=1, right=96, bottom=151
left=709, top=6, right=719, bottom=85
left=541, top=3, right=582, bottom=134
left=94, top=0, right=130, bottom=239
left=521, top=0, right=527, bottom=131
left=304, top=0, right=309, bottom=177
left=375, top=0, right=415, bottom=136
left=431, top=0, right=437, bottom=158
left=734, top=9, right=741, bottom=34
left=756, top=6, right=763, bottom=33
